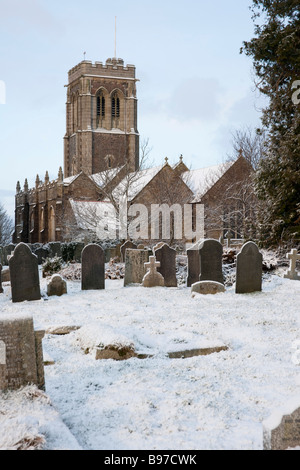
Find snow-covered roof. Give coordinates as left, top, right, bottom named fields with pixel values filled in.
left=90, top=166, right=124, bottom=189
left=112, top=165, right=164, bottom=202
left=182, top=161, right=234, bottom=202
left=70, top=199, right=115, bottom=230
left=63, top=174, right=81, bottom=186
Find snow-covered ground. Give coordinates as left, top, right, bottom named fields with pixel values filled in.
left=0, top=266, right=300, bottom=450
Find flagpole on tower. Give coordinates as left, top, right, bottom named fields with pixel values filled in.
left=114, top=16, right=117, bottom=58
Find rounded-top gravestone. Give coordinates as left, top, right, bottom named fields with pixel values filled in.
left=81, top=244, right=105, bottom=290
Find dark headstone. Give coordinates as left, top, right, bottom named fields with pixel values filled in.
left=199, top=239, right=224, bottom=284
left=120, top=241, right=137, bottom=262
left=124, top=249, right=149, bottom=286
left=73, top=242, right=85, bottom=263
left=48, top=242, right=62, bottom=259
left=81, top=244, right=105, bottom=290
left=9, top=243, right=41, bottom=303
left=236, top=241, right=262, bottom=294
left=187, top=243, right=200, bottom=287
left=155, top=244, right=177, bottom=287
left=34, top=246, right=50, bottom=265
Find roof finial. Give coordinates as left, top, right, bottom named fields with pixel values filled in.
left=165, top=157, right=169, bottom=165
left=179, top=154, right=183, bottom=163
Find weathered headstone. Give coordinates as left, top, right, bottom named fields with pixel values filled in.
left=263, top=402, right=300, bottom=450
left=34, top=246, right=50, bottom=265
left=120, top=240, right=137, bottom=262
left=48, top=242, right=62, bottom=259
left=3, top=244, right=16, bottom=266
left=73, top=242, right=85, bottom=263
left=9, top=243, right=41, bottom=303
left=81, top=244, right=105, bottom=290
left=124, top=249, right=149, bottom=286
left=235, top=241, right=262, bottom=294
left=199, top=239, right=224, bottom=284
left=0, top=264, right=3, bottom=294
left=284, top=249, right=300, bottom=281
left=47, top=274, right=67, bottom=297
left=0, top=314, right=45, bottom=391
left=191, top=280, right=225, bottom=296
left=155, top=244, right=177, bottom=287
left=187, top=242, right=201, bottom=287
left=143, top=256, right=165, bottom=288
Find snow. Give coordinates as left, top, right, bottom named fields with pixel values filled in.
left=0, top=269, right=300, bottom=450
left=181, top=161, right=234, bottom=202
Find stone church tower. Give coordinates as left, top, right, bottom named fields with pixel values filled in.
left=64, top=57, right=140, bottom=177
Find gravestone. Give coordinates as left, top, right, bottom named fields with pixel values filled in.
left=0, top=264, right=3, bottom=294
left=263, top=402, right=300, bottom=450
left=191, top=280, right=225, bottom=296
left=187, top=242, right=201, bottom=287
left=48, top=242, right=62, bottom=259
left=3, top=244, right=16, bottom=266
left=124, top=249, right=149, bottom=286
left=9, top=243, right=41, bottom=303
left=120, top=241, right=137, bottom=262
left=155, top=244, right=177, bottom=287
left=34, top=246, right=50, bottom=265
left=0, top=314, right=45, bottom=391
left=199, top=239, right=224, bottom=284
left=47, top=274, right=67, bottom=297
left=73, top=242, right=85, bottom=262
left=284, top=249, right=300, bottom=281
left=143, top=256, right=164, bottom=288
left=81, top=243, right=105, bottom=290
left=235, top=241, right=262, bottom=294
left=153, top=242, right=166, bottom=253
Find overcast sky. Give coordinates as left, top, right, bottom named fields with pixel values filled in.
left=0, top=0, right=266, bottom=218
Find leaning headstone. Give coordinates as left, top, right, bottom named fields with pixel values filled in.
left=47, top=274, right=67, bottom=297
left=284, top=249, right=300, bottom=281
left=124, top=249, right=149, bottom=286
left=155, top=244, right=177, bottom=287
left=0, top=264, right=3, bottom=293
left=121, top=241, right=137, bottom=262
left=187, top=242, right=201, bottom=287
left=199, top=239, right=224, bottom=284
left=9, top=243, right=41, bottom=303
left=143, top=256, right=164, bottom=288
left=235, top=241, right=262, bottom=294
left=0, top=314, right=45, bottom=391
left=191, top=280, right=225, bottom=296
left=81, top=243, right=105, bottom=290
left=263, top=401, right=300, bottom=450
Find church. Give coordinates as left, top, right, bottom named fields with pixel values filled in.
left=13, top=56, right=253, bottom=246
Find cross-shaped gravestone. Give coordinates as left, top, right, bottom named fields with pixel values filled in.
left=145, top=256, right=160, bottom=273
left=143, top=256, right=164, bottom=288
left=284, top=249, right=300, bottom=281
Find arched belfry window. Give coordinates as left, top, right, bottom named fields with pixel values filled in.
left=96, top=90, right=105, bottom=127
left=111, top=91, right=121, bottom=128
